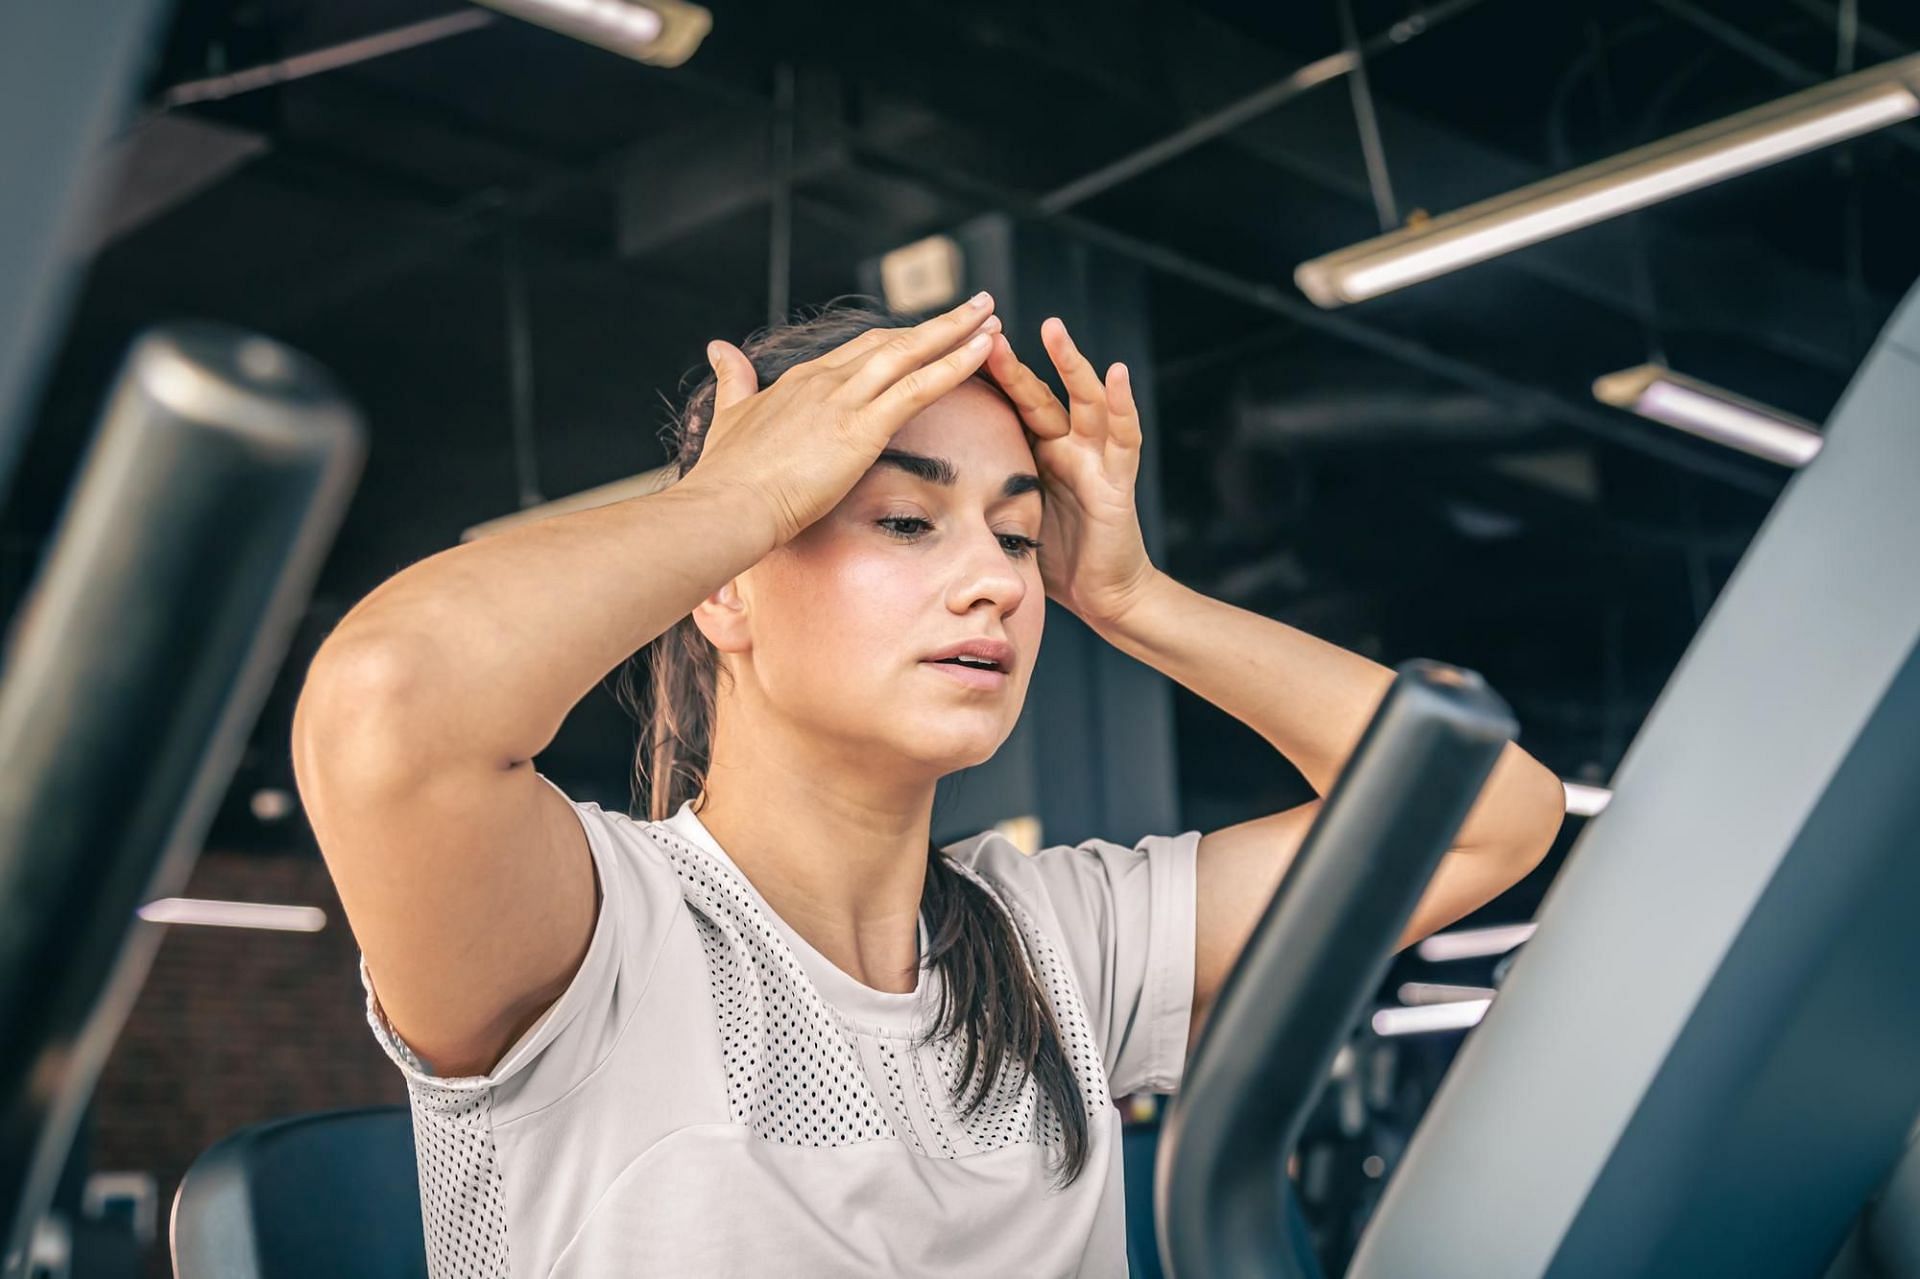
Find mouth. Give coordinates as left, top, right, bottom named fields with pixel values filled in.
left=921, top=659, right=1010, bottom=690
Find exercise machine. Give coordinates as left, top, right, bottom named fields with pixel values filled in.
left=1157, top=277, right=1920, bottom=1277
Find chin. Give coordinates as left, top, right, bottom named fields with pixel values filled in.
left=891, top=725, right=1008, bottom=774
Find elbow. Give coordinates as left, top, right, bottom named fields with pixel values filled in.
left=293, top=633, right=446, bottom=797
left=1514, top=760, right=1568, bottom=872
left=297, top=633, right=432, bottom=744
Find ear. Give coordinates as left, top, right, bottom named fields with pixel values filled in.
left=690, top=578, right=752, bottom=655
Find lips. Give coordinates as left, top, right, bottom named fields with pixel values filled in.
left=920, top=638, right=1016, bottom=674
left=922, top=659, right=1009, bottom=690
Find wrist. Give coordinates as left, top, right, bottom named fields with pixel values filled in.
left=1083, top=564, right=1171, bottom=638
left=672, top=471, right=787, bottom=556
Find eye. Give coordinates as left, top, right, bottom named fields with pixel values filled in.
left=876, top=517, right=1042, bottom=559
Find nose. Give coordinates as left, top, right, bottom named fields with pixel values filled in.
left=945, top=524, right=1031, bottom=618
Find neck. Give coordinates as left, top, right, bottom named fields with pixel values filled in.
left=695, top=706, right=935, bottom=995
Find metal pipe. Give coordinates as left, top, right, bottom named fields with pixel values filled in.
left=501, top=217, right=544, bottom=509
left=1785, top=0, right=1906, bottom=62
left=1338, top=0, right=1400, bottom=231
left=769, top=63, right=796, bottom=327
left=1651, top=0, right=1920, bottom=160
left=1036, top=0, right=1489, bottom=217
left=159, top=10, right=497, bottom=108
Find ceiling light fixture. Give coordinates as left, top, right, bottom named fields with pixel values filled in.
left=1592, top=365, right=1823, bottom=467
left=471, top=0, right=712, bottom=68
left=1396, top=982, right=1499, bottom=1006
left=138, top=898, right=327, bottom=932
left=1372, top=998, right=1492, bottom=1037
left=1416, top=922, right=1537, bottom=963
left=1295, top=54, right=1920, bottom=306
left=1563, top=781, right=1614, bottom=817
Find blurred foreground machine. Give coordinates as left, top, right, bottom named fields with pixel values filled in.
left=1157, top=279, right=1920, bottom=1278
left=0, top=327, right=362, bottom=1278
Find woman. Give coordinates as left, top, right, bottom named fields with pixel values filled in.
left=291, top=292, right=1565, bottom=1277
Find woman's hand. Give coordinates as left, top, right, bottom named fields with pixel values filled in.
left=982, top=317, right=1160, bottom=628
left=685, top=295, right=1003, bottom=547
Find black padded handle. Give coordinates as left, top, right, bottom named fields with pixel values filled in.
left=0, top=323, right=363, bottom=1274
left=1155, top=659, right=1517, bottom=1279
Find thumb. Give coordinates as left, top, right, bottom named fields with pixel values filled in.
left=706, top=340, right=758, bottom=413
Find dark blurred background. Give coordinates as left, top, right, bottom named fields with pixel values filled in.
left=10, top=0, right=1918, bottom=1273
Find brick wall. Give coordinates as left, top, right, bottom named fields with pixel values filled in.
left=87, top=849, right=405, bottom=1278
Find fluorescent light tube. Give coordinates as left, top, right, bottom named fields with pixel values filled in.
left=1296, top=54, right=1920, bottom=306
left=1416, top=922, right=1537, bottom=962
left=462, top=464, right=679, bottom=542
left=1372, top=998, right=1491, bottom=1036
left=1397, top=982, right=1499, bottom=1006
left=139, top=898, right=327, bottom=932
left=472, top=0, right=712, bottom=68
left=1563, top=781, right=1614, bottom=817
left=1593, top=364, right=1823, bottom=467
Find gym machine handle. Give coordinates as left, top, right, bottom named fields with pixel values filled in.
left=1153, top=659, right=1517, bottom=1279
left=0, top=324, right=362, bottom=1279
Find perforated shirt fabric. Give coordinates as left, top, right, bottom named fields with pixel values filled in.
left=359, top=774, right=1200, bottom=1278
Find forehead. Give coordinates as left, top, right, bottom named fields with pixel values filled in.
left=885, top=380, right=1032, bottom=467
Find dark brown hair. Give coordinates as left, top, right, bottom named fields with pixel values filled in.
left=610, top=297, right=1091, bottom=1189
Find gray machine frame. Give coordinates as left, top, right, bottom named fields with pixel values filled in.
left=1157, top=279, right=1920, bottom=1279
left=1346, top=279, right=1920, bottom=1279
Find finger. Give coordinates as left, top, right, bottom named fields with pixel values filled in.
left=1104, top=362, right=1141, bottom=450
left=1040, top=318, right=1109, bottom=439
left=814, top=293, right=992, bottom=373
left=840, top=292, right=1000, bottom=399
left=984, top=334, right=1071, bottom=439
left=814, top=323, right=903, bottom=372
left=861, top=328, right=995, bottom=429
left=706, top=340, right=760, bottom=413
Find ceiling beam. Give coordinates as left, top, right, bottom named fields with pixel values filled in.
left=848, top=139, right=1783, bottom=498
left=1160, top=9, right=1899, bottom=377
left=613, top=67, right=943, bottom=260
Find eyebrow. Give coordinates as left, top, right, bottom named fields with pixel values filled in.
left=875, top=449, right=1041, bottom=500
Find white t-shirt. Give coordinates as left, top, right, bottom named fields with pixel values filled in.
left=360, top=774, right=1199, bottom=1277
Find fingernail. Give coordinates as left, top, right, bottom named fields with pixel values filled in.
left=970, top=290, right=992, bottom=309
left=705, top=340, right=721, bottom=362
left=968, top=333, right=991, bottom=350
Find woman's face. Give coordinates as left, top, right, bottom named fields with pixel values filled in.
left=724, top=379, right=1045, bottom=778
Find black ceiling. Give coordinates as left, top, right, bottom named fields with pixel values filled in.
left=13, top=0, right=1918, bottom=868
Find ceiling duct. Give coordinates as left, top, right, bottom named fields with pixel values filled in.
left=1230, top=387, right=1547, bottom=451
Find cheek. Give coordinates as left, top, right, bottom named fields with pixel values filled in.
left=759, top=540, right=932, bottom=665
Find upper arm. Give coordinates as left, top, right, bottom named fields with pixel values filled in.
left=292, top=639, right=598, bottom=1079
left=1190, top=787, right=1561, bottom=1038
left=1190, top=800, right=1323, bottom=1035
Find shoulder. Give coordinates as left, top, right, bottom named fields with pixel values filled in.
left=934, top=826, right=1115, bottom=924
left=533, top=778, right=692, bottom=917
left=934, top=827, right=1061, bottom=928
left=940, top=823, right=1201, bottom=932
left=941, top=825, right=1199, bottom=882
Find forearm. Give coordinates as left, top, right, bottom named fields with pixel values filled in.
left=1090, top=570, right=1395, bottom=796
left=1090, top=570, right=1564, bottom=852
left=306, top=477, right=777, bottom=768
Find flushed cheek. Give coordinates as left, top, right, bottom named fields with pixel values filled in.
left=827, top=554, right=944, bottom=645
